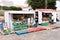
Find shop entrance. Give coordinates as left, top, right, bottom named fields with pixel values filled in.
left=12, top=14, right=35, bottom=31
left=13, top=14, right=34, bottom=21
left=42, top=12, right=52, bottom=21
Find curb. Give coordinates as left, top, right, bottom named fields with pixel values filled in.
left=15, top=26, right=60, bottom=35
left=46, top=26, right=60, bottom=30
left=15, top=27, right=46, bottom=35
left=51, top=26, right=60, bottom=29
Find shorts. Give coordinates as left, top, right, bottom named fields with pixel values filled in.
left=0, top=24, right=3, bottom=28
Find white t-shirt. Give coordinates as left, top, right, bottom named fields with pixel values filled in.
left=28, top=18, right=30, bottom=25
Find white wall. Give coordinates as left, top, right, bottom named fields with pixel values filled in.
left=52, top=12, right=57, bottom=22
left=4, top=11, right=10, bottom=29
left=38, top=11, right=42, bottom=24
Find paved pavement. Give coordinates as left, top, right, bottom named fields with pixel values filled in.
left=52, top=22, right=60, bottom=27
left=0, top=28, right=60, bottom=40
left=0, top=22, right=60, bottom=40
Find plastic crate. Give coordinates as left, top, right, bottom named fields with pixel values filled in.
left=15, top=30, right=28, bottom=35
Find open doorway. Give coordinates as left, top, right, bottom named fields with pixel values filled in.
left=13, top=14, right=34, bottom=21
left=12, top=14, right=35, bottom=31
left=42, top=12, right=52, bottom=21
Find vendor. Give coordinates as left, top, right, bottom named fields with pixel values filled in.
left=30, top=17, right=34, bottom=27
left=28, top=18, right=31, bottom=28
left=35, top=16, right=38, bottom=27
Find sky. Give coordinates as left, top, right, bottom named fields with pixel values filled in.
left=0, top=0, right=28, bottom=6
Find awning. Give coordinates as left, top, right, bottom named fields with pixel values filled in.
left=36, top=9, right=56, bottom=13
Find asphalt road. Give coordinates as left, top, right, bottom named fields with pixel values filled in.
left=0, top=28, right=60, bottom=40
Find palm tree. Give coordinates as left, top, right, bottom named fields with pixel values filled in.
left=45, top=0, right=47, bottom=9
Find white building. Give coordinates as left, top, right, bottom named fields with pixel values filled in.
left=56, top=0, right=60, bottom=10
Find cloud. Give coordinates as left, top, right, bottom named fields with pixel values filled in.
left=0, top=0, right=28, bottom=6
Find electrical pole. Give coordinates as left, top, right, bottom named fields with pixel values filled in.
left=45, top=0, right=47, bottom=9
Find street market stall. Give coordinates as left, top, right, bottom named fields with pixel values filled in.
left=36, top=9, right=57, bottom=25
left=4, top=11, right=35, bottom=31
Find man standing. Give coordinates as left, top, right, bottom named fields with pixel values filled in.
left=35, top=16, right=38, bottom=27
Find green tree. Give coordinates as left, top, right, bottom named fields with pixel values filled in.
left=0, top=6, right=22, bottom=10
left=2, top=6, right=10, bottom=10
left=0, top=6, right=2, bottom=10
left=47, top=0, right=56, bottom=9
left=27, top=0, right=56, bottom=10
left=9, top=6, right=22, bottom=10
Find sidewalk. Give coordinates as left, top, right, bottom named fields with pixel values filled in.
left=38, top=22, right=60, bottom=30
